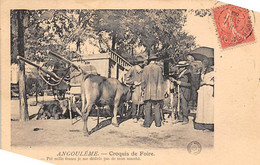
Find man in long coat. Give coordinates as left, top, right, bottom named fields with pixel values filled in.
left=126, top=61, right=144, bottom=122
left=141, top=55, right=165, bottom=127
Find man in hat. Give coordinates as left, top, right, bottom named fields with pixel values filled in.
left=141, top=55, right=165, bottom=127
left=173, top=61, right=192, bottom=125
left=125, top=59, right=145, bottom=122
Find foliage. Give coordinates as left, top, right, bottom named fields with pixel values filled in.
left=190, top=9, right=212, bottom=17
left=11, top=9, right=94, bottom=64
left=11, top=9, right=198, bottom=66
left=87, top=9, right=196, bottom=64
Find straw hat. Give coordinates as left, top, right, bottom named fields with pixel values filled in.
left=175, top=61, right=189, bottom=67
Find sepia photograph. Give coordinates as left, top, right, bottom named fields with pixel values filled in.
left=1, top=0, right=260, bottom=164
left=10, top=9, right=215, bottom=149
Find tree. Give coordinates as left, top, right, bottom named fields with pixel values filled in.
left=11, top=9, right=198, bottom=84
left=86, top=9, right=196, bottom=65
left=17, top=10, right=29, bottom=121
left=12, top=9, right=197, bottom=65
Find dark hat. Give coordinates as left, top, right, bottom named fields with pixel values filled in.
left=175, top=61, right=189, bottom=67
left=148, top=54, right=159, bottom=61
left=132, top=55, right=145, bottom=65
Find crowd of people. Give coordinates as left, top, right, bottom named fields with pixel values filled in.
left=121, top=49, right=214, bottom=132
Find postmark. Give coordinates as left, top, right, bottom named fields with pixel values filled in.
left=187, top=141, right=202, bottom=155
left=212, top=4, right=255, bottom=49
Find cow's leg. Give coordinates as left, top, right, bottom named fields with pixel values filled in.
left=82, top=103, right=93, bottom=136
left=112, top=100, right=119, bottom=127
left=81, top=89, right=86, bottom=114
left=109, top=105, right=114, bottom=118
left=97, top=106, right=100, bottom=127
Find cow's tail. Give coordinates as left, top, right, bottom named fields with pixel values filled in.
left=81, top=80, right=86, bottom=114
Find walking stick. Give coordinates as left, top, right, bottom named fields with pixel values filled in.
left=176, top=84, right=180, bottom=120
left=169, top=77, right=180, bottom=120
left=69, top=96, right=73, bottom=125
left=134, top=83, right=142, bottom=120
left=137, top=103, right=140, bottom=119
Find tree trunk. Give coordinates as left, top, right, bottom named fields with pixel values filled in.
left=147, top=48, right=151, bottom=57
left=163, top=53, right=169, bottom=76
left=131, top=46, right=134, bottom=61
left=35, top=79, right=38, bottom=106
left=17, top=10, right=29, bottom=121
left=111, top=33, right=117, bottom=51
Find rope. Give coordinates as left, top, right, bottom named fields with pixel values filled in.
left=68, top=72, right=82, bottom=81
left=39, top=70, right=63, bottom=86
left=38, top=66, right=71, bottom=87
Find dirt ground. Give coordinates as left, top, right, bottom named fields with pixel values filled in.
left=11, top=96, right=214, bottom=149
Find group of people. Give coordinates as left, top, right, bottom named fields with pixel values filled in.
left=121, top=52, right=214, bottom=131
left=123, top=55, right=165, bottom=127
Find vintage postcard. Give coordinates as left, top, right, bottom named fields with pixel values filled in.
left=1, top=0, right=260, bottom=164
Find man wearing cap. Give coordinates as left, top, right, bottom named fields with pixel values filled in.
left=125, top=60, right=145, bottom=122
left=141, top=55, right=165, bottom=127
left=173, top=61, right=192, bottom=125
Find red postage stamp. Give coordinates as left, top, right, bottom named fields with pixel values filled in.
left=212, top=4, right=255, bottom=49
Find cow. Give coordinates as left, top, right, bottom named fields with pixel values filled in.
left=81, top=74, right=132, bottom=136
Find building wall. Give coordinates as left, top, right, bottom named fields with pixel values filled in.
left=109, top=60, right=126, bottom=80
left=118, top=65, right=126, bottom=83
left=109, top=60, right=117, bottom=78
left=87, top=59, right=109, bottom=77
left=72, top=52, right=131, bottom=83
